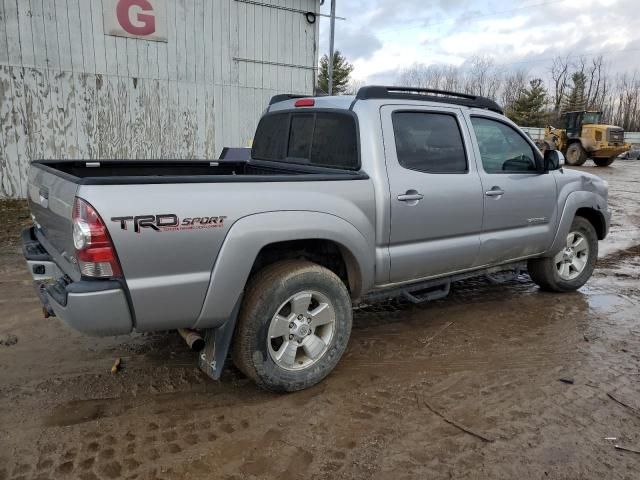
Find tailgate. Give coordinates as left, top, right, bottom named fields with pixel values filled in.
left=27, top=164, right=81, bottom=279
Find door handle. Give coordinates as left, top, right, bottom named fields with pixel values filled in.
left=485, top=187, right=505, bottom=197
left=397, top=192, right=424, bottom=202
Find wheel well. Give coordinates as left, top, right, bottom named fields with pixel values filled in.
left=249, top=239, right=361, bottom=297
left=576, top=208, right=606, bottom=240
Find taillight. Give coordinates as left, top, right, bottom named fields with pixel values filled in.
left=72, top=198, right=122, bottom=278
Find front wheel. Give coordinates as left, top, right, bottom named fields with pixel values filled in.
left=232, top=259, right=352, bottom=392
left=593, top=156, right=616, bottom=167
left=565, top=143, right=588, bottom=166
left=527, top=217, right=598, bottom=292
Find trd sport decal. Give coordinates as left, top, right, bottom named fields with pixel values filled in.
left=111, top=215, right=227, bottom=233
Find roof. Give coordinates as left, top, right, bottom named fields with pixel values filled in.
left=268, top=94, right=355, bottom=111
left=268, top=86, right=503, bottom=114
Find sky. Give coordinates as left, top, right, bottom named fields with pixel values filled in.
left=317, top=0, right=640, bottom=86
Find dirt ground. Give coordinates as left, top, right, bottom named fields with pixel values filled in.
left=1, top=161, right=639, bottom=480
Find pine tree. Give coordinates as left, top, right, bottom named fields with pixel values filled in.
left=508, top=78, right=548, bottom=127
left=317, top=51, right=354, bottom=95
left=562, top=72, right=587, bottom=112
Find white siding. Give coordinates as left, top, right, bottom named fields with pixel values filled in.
left=0, top=0, right=319, bottom=198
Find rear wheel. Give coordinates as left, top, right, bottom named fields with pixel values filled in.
left=593, top=156, right=616, bottom=167
left=527, top=217, right=598, bottom=292
left=565, top=143, right=588, bottom=166
left=232, top=259, right=352, bottom=392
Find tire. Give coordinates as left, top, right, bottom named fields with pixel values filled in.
left=527, top=216, right=598, bottom=292
left=593, top=156, right=616, bottom=167
left=565, top=143, right=588, bottom=166
left=232, top=259, right=352, bottom=392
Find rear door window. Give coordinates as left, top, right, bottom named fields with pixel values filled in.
left=392, top=112, right=468, bottom=173
left=252, top=112, right=359, bottom=170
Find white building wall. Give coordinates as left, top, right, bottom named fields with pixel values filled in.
left=0, top=0, right=318, bottom=198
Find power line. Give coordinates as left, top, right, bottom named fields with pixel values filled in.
left=495, top=46, right=640, bottom=68
left=396, top=0, right=569, bottom=31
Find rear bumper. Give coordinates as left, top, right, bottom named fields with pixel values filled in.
left=22, top=227, right=133, bottom=336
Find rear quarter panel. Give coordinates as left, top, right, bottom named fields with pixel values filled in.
left=78, top=179, right=375, bottom=332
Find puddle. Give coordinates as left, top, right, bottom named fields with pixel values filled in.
left=585, top=293, right=626, bottom=312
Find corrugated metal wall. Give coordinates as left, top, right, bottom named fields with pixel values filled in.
left=0, top=0, right=318, bottom=198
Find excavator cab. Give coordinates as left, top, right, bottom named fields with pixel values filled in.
left=562, top=111, right=603, bottom=138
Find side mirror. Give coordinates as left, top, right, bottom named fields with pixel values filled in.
left=544, top=149, right=564, bottom=171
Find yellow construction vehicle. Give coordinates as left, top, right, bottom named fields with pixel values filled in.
left=536, top=111, right=629, bottom=167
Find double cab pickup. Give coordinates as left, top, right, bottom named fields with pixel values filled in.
left=23, top=86, right=610, bottom=391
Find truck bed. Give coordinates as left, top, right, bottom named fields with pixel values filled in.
left=32, top=159, right=367, bottom=185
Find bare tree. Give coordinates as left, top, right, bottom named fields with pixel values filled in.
left=463, top=55, right=502, bottom=100
left=398, top=64, right=456, bottom=91
left=397, top=63, right=426, bottom=88
left=345, top=78, right=365, bottom=95
left=398, top=58, right=502, bottom=100
left=395, top=55, right=640, bottom=131
left=584, top=56, right=608, bottom=111
left=550, top=56, right=570, bottom=116
left=442, top=65, right=463, bottom=92
left=608, top=72, right=640, bottom=131
left=501, top=69, right=528, bottom=115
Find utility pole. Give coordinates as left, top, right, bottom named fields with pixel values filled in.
left=327, top=0, right=336, bottom=96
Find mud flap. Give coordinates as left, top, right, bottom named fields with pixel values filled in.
left=198, top=294, right=243, bottom=380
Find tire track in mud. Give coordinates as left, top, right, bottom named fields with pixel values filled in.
left=597, top=243, right=640, bottom=268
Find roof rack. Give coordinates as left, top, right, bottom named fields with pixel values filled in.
left=355, top=86, right=503, bottom=114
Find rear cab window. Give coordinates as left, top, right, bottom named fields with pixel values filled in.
left=252, top=111, right=359, bottom=170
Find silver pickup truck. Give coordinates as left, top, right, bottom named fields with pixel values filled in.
left=23, top=86, right=610, bottom=392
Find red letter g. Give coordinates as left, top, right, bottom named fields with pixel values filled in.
left=116, top=0, right=156, bottom=36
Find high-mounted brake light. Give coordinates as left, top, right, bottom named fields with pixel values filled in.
left=295, top=98, right=315, bottom=107
left=72, top=198, right=122, bottom=278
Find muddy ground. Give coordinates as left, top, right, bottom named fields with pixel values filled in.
left=1, top=161, right=639, bottom=480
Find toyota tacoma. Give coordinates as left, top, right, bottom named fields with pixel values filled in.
left=23, top=86, right=610, bottom=392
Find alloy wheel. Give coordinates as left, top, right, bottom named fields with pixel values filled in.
left=267, top=291, right=336, bottom=370
left=554, top=231, right=589, bottom=280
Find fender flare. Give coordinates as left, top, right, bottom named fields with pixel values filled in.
left=545, top=191, right=608, bottom=256
left=194, top=211, right=374, bottom=329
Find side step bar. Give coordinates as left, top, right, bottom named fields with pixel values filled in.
left=362, top=261, right=527, bottom=306
left=402, top=281, right=450, bottom=304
